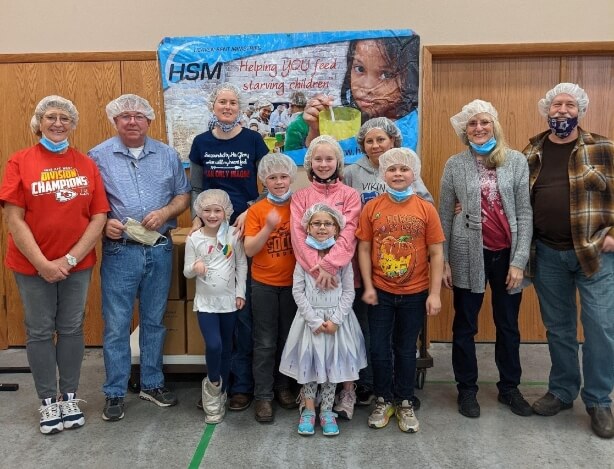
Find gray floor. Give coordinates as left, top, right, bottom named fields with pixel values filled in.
left=0, top=344, right=612, bottom=469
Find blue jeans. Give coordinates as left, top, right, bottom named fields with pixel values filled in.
left=251, top=280, right=296, bottom=400
left=369, top=288, right=426, bottom=403
left=353, top=288, right=373, bottom=390
left=101, top=240, right=173, bottom=398
left=198, top=310, right=237, bottom=392
left=452, top=248, right=523, bottom=394
left=230, top=262, right=254, bottom=395
left=15, top=269, right=91, bottom=399
left=534, top=240, right=614, bottom=407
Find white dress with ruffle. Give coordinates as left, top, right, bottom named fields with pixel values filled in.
left=279, top=263, right=367, bottom=384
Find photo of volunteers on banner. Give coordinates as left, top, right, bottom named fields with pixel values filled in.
left=158, top=29, right=419, bottom=165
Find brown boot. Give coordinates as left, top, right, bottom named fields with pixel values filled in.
left=276, top=388, right=298, bottom=409
left=254, top=399, right=273, bottom=423
left=229, top=393, right=252, bottom=411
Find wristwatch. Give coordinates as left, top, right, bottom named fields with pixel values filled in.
left=65, top=253, right=78, bottom=267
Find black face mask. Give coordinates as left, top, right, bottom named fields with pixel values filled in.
left=548, top=116, right=578, bottom=139
left=311, top=169, right=339, bottom=184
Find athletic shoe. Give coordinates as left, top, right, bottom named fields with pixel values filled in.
left=396, top=400, right=419, bottom=433
left=102, top=397, right=125, bottom=421
left=498, top=389, right=533, bottom=416
left=297, top=409, right=316, bottom=436
left=39, top=398, right=63, bottom=434
left=368, top=397, right=395, bottom=429
left=139, top=387, right=178, bottom=407
left=60, top=393, right=85, bottom=429
left=458, top=390, right=480, bottom=418
left=333, top=387, right=356, bottom=420
left=320, top=410, right=340, bottom=436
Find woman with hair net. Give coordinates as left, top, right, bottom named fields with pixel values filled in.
left=439, top=99, right=533, bottom=419
left=0, top=96, right=109, bottom=434
left=243, top=153, right=299, bottom=422
left=184, top=189, right=247, bottom=424
left=356, top=147, right=444, bottom=433
left=280, top=203, right=367, bottom=437
left=189, top=82, right=269, bottom=412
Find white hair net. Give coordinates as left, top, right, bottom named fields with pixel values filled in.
left=450, top=99, right=499, bottom=138
left=194, top=189, right=234, bottom=220
left=257, top=153, right=297, bottom=183
left=255, top=99, right=273, bottom=111
left=207, top=83, right=245, bottom=112
left=30, top=95, right=79, bottom=136
left=106, top=94, right=155, bottom=127
left=303, top=135, right=344, bottom=181
left=289, top=91, right=307, bottom=108
left=538, top=82, right=589, bottom=119
left=356, top=117, right=402, bottom=153
left=301, top=203, right=346, bottom=231
left=378, top=148, right=421, bottom=180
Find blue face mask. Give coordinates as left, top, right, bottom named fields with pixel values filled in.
left=208, top=114, right=242, bottom=133
left=386, top=185, right=414, bottom=203
left=548, top=116, right=578, bottom=139
left=40, top=136, right=69, bottom=153
left=469, top=137, right=497, bottom=155
left=305, top=235, right=336, bottom=250
left=267, top=189, right=292, bottom=204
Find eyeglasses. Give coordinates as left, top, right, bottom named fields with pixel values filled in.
left=309, top=221, right=335, bottom=228
left=117, top=113, right=148, bottom=123
left=43, top=114, right=72, bottom=125
left=467, top=119, right=493, bottom=129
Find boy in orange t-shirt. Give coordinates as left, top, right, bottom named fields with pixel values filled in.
left=244, top=153, right=298, bottom=423
left=356, top=148, right=444, bottom=434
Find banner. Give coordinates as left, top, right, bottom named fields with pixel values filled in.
left=158, top=29, right=419, bottom=165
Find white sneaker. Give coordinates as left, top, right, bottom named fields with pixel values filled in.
left=39, top=398, right=63, bottom=434
left=60, top=393, right=86, bottom=429
left=396, top=400, right=419, bottom=433
left=368, top=397, right=395, bottom=429
left=333, top=388, right=356, bottom=420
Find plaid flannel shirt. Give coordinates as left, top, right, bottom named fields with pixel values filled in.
left=523, top=127, right=614, bottom=277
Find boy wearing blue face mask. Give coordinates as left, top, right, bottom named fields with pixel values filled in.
left=280, top=203, right=367, bottom=437
left=356, top=148, right=444, bottom=433
left=244, top=153, right=299, bottom=423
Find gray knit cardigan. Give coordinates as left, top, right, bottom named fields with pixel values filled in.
left=438, top=148, right=533, bottom=294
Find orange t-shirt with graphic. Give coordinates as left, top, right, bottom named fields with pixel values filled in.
left=244, top=198, right=295, bottom=286
left=356, top=194, right=445, bottom=295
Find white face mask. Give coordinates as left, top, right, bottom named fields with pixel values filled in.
left=123, top=218, right=168, bottom=246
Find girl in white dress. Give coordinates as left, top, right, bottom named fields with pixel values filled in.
left=280, top=203, right=366, bottom=437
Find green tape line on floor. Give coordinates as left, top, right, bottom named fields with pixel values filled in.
left=425, top=380, right=549, bottom=386
left=188, top=423, right=215, bottom=468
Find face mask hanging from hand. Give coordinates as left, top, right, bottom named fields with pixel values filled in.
left=123, top=218, right=167, bottom=246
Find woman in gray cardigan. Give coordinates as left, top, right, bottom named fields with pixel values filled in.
left=439, top=99, right=533, bottom=419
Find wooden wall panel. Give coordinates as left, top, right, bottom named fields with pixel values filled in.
left=423, top=52, right=614, bottom=342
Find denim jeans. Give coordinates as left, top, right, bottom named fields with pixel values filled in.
left=229, top=262, right=254, bottom=395
left=369, top=288, right=426, bottom=403
left=534, top=240, right=614, bottom=407
left=198, top=310, right=237, bottom=392
left=15, top=269, right=92, bottom=399
left=101, top=240, right=173, bottom=397
left=353, top=288, right=373, bottom=390
left=452, top=248, right=523, bottom=394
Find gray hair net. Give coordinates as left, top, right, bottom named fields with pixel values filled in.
left=303, top=135, right=344, bottom=180
left=257, top=153, right=298, bottom=183
left=30, top=95, right=79, bottom=136
left=356, top=117, right=402, bottom=153
left=301, top=203, right=346, bottom=231
left=378, top=148, right=422, bottom=180
left=193, top=189, right=234, bottom=220
left=450, top=99, right=498, bottom=138
left=255, top=99, right=273, bottom=111
left=538, top=82, right=589, bottom=119
left=106, top=94, right=155, bottom=127
left=289, top=91, right=307, bottom=107
left=207, top=82, right=245, bottom=112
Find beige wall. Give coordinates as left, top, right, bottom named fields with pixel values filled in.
left=2, top=0, right=613, bottom=54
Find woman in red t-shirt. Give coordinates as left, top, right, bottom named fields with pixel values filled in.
left=0, top=96, right=109, bottom=435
